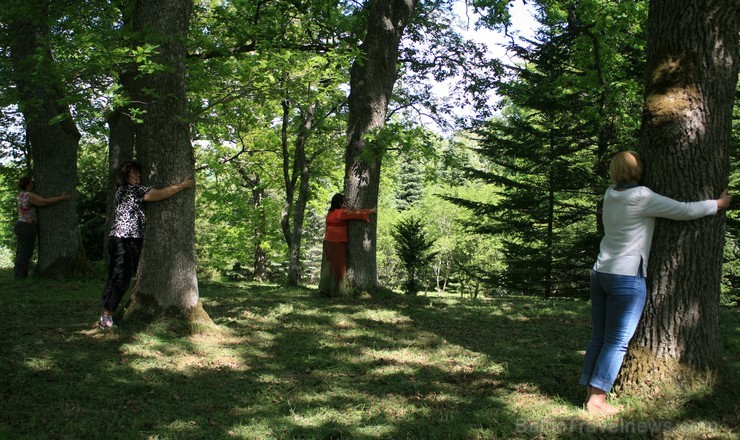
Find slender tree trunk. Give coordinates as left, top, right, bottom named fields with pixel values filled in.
left=106, top=3, right=138, bottom=248
left=618, top=0, right=738, bottom=393
left=343, top=0, right=419, bottom=293
left=576, top=12, right=616, bottom=236
left=288, top=157, right=311, bottom=286
left=434, top=261, right=441, bottom=291
left=443, top=261, right=449, bottom=293
left=545, top=136, right=555, bottom=299
left=279, top=98, right=316, bottom=286
left=280, top=98, right=295, bottom=251
left=235, top=165, right=268, bottom=282
left=288, top=104, right=315, bottom=286
left=106, top=106, right=136, bottom=256
left=125, top=0, right=210, bottom=327
left=6, top=6, right=86, bottom=278
left=252, top=183, right=268, bottom=282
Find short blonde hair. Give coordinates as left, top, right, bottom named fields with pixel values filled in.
left=609, top=151, right=643, bottom=184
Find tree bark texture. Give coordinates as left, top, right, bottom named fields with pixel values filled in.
left=281, top=101, right=315, bottom=287
left=289, top=151, right=311, bottom=286
left=620, top=0, right=738, bottom=389
left=343, top=0, right=419, bottom=292
left=126, top=0, right=203, bottom=320
left=6, top=6, right=86, bottom=278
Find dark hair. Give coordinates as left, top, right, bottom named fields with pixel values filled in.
left=18, top=175, right=33, bottom=191
left=117, top=161, right=142, bottom=186
left=329, top=193, right=344, bottom=211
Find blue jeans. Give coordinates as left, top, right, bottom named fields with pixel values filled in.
left=579, top=270, right=647, bottom=392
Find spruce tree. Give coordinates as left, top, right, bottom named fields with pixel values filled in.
left=396, top=158, right=424, bottom=211
left=392, top=216, right=437, bottom=295
left=446, top=1, right=645, bottom=297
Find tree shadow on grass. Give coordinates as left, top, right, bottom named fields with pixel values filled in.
left=221, top=293, right=512, bottom=438
left=0, top=271, right=736, bottom=439
left=371, top=291, right=740, bottom=438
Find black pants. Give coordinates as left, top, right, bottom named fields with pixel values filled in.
left=99, top=237, right=143, bottom=312
left=14, top=221, right=38, bottom=279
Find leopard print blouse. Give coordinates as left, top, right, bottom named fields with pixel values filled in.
left=109, top=184, right=151, bottom=238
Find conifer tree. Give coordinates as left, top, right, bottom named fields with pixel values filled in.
left=447, top=1, right=645, bottom=297
left=395, top=158, right=424, bottom=211
left=392, top=216, right=436, bottom=295
left=462, top=46, right=601, bottom=297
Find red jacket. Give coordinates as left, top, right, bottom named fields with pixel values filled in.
left=324, top=208, right=373, bottom=242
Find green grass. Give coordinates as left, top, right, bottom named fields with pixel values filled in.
left=0, top=268, right=737, bottom=439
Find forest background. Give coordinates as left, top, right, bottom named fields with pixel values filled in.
left=0, top=0, right=737, bottom=306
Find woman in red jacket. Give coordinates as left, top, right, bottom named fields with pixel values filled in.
left=319, top=193, right=375, bottom=296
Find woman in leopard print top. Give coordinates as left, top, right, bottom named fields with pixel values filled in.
left=98, top=161, right=194, bottom=329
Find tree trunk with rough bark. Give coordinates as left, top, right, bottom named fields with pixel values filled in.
left=288, top=163, right=310, bottom=285
left=617, top=0, right=738, bottom=394
left=281, top=100, right=316, bottom=287
left=6, top=4, right=86, bottom=278
left=342, top=0, right=419, bottom=293
left=124, top=0, right=211, bottom=329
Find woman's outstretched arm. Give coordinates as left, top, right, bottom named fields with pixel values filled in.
left=28, top=192, right=71, bottom=207
left=144, top=176, right=195, bottom=202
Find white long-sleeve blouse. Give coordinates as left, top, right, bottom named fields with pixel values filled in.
left=593, top=185, right=717, bottom=277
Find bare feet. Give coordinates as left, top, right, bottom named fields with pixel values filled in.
left=585, top=385, right=593, bottom=402
left=585, top=401, right=620, bottom=416
left=584, top=386, right=619, bottom=416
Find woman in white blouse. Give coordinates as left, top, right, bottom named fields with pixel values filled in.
left=580, top=151, right=730, bottom=415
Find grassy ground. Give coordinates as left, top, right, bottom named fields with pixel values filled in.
left=0, top=269, right=737, bottom=439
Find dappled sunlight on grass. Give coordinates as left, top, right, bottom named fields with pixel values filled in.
left=330, top=316, right=357, bottom=330
left=1, top=272, right=737, bottom=438
left=351, top=308, right=413, bottom=325
left=114, top=322, right=255, bottom=373
left=23, top=356, right=57, bottom=371
left=364, top=346, right=436, bottom=367
left=165, top=419, right=201, bottom=435
left=507, top=388, right=574, bottom=415
left=366, top=361, right=418, bottom=377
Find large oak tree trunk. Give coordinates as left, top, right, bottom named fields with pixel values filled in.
left=342, top=0, right=419, bottom=293
left=125, top=0, right=209, bottom=327
left=618, top=0, right=738, bottom=393
left=6, top=4, right=86, bottom=278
